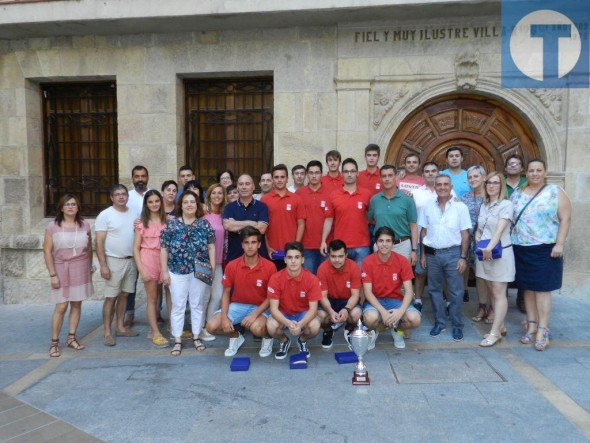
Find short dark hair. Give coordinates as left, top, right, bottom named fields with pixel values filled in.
left=132, top=165, right=148, bottom=175
left=505, top=154, right=524, bottom=168
left=161, top=180, right=178, bottom=192
left=364, top=144, right=381, bottom=155
left=422, top=161, right=438, bottom=172
left=405, top=153, right=420, bottom=164
left=109, top=183, right=128, bottom=196
left=325, top=150, right=341, bottom=162
left=380, top=164, right=396, bottom=174
left=306, top=160, right=323, bottom=172
left=446, top=146, right=463, bottom=158
left=342, top=158, right=358, bottom=170
left=240, top=226, right=263, bottom=242
left=216, top=169, right=235, bottom=183
left=284, top=241, right=304, bottom=254
left=328, top=239, right=347, bottom=254
left=184, top=180, right=204, bottom=201
left=291, top=164, right=305, bottom=174
left=178, top=165, right=193, bottom=174
left=375, top=226, right=395, bottom=241
left=226, top=184, right=237, bottom=194
left=271, top=164, right=289, bottom=176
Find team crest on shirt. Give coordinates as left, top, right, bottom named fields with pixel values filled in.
left=346, top=281, right=351, bottom=288
left=256, top=279, right=263, bottom=287
left=300, top=291, right=306, bottom=298
left=357, top=202, right=363, bottom=209
left=222, top=274, right=227, bottom=281
left=286, top=204, right=292, bottom=211
left=268, top=287, right=275, bottom=294
left=361, top=272, right=367, bottom=278
left=320, top=201, right=326, bottom=208
left=392, top=273, right=398, bottom=281
left=375, top=183, right=381, bottom=190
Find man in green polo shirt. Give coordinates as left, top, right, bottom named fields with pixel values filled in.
left=367, top=164, right=418, bottom=266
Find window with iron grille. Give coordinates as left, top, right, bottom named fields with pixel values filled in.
left=43, top=82, right=118, bottom=217
left=185, top=78, right=273, bottom=190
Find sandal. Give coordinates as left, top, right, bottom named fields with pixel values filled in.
left=520, top=320, right=537, bottom=344
left=534, top=326, right=550, bottom=351
left=170, top=342, right=182, bottom=356
left=484, top=308, right=495, bottom=324
left=471, top=304, right=488, bottom=322
left=49, top=339, right=60, bottom=357
left=66, top=333, right=85, bottom=351
left=193, top=338, right=206, bottom=352
left=479, top=331, right=502, bottom=347
left=152, top=334, right=170, bottom=348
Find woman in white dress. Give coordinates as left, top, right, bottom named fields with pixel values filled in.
left=475, top=172, right=515, bottom=347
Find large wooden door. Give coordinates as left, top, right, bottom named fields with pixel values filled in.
left=385, top=95, right=540, bottom=173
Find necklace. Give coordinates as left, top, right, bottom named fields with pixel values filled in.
left=62, top=222, right=78, bottom=256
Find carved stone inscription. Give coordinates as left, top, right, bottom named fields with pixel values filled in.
left=353, top=26, right=500, bottom=43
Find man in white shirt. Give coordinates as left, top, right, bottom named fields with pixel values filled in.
left=254, top=172, right=272, bottom=200
left=95, top=184, right=140, bottom=346
left=419, top=174, right=471, bottom=342
left=287, top=164, right=306, bottom=193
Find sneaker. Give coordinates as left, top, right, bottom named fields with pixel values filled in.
left=367, top=330, right=378, bottom=351
left=224, top=333, right=245, bottom=357
left=275, top=338, right=291, bottom=359
left=430, top=325, right=446, bottom=337
left=321, top=329, right=334, bottom=349
left=331, top=322, right=344, bottom=331
left=199, top=330, right=216, bottom=342
left=297, top=338, right=311, bottom=358
left=452, top=327, right=464, bottom=342
left=392, top=329, right=406, bottom=349
left=343, top=329, right=352, bottom=350
left=413, top=300, right=423, bottom=312
left=259, top=337, right=273, bottom=357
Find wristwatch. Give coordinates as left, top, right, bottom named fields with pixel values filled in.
left=411, top=248, right=418, bottom=252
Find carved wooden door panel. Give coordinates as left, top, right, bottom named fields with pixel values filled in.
left=385, top=95, right=540, bottom=174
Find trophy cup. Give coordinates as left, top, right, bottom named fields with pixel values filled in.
left=350, top=320, right=370, bottom=385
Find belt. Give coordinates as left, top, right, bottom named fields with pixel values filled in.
left=107, top=255, right=133, bottom=260
left=393, top=236, right=410, bottom=245
left=423, top=245, right=460, bottom=255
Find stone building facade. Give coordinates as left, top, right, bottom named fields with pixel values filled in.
left=1, top=1, right=588, bottom=303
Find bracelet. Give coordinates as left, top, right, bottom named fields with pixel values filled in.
left=343, top=307, right=351, bottom=313
left=460, top=256, right=467, bottom=260
left=411, top=248, right=418, bottom=252
left=49, top=274, right=57, bottom=278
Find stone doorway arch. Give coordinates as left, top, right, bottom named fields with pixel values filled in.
left=385, top=94, right=541, bottom=174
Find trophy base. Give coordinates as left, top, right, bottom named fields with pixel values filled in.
left=352, top=372, right=370, bottom=385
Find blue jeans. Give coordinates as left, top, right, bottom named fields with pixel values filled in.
left=347, top=246, right=371, bottom=269
left=303, top=249, right=326, bottom=274
left=425, top=245, right=464, bottom=329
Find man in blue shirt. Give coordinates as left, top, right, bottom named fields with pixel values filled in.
left=441, top=147, right=470, bottom=199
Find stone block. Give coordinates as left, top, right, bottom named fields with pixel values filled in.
left=302, top=93, right=318, bottom=132
left=14, top=51, right=42, bottom=78
left=337, top=90, right=356, bottom=130
left=25, top=250, right=47, bottom=278
left=37, top=49, right=63, bottom=76
left=274, top=94, right=295, bottom=133
left=299, top=26, right=336, bottom=40
left=276, top=132, right=324, bottom=165
left=144, top=45, right=191, bottom=84
left=8, top=40, right=28, bottom=52
left=3, top=278, right=47, bottom=304
left=7, top=117, right=27, bottom=147
left=28, top=38, right=51, bottom=51
left=2, top=250, right=25, bottom=277
left=355, top=90, right=370, bottom=131
left=337, top=58, right=379, bottom=80
left=4, top=178, right=27, bottom=205
left=0, top=89, right=16, bottom=117
left=0, top=54, right=23, bottom=89
left=141, top=115, right=176, bottom=144
left=28, top=176, right=43, bottom=207
left=337, top=131, right=369, bottom=157
left=1, top=207, right=23, bottom=235
left=49, top=36, right=73, bottom=49
left=13, top=235, right=41, bottom=249
left=128, top=144, right=175, bottom=177
left=0, top=148, right=22, bottom=175
left=114, top=48, right=146, bottom=85
left=318, top=93, right=337, bottom=130
left=197, top=31, right=220, bottom=45
left=72, top=36, right=96, bottom=49
left=565, top=132, right=590, bottom=172
left=117, top=115, right=144, bottom=144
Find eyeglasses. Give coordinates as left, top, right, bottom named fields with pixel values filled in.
left=63, top=202, right=78, bottom=207
left=506, top=162, right=522, bottom=167
left=485, top=181, right=501, bottom=185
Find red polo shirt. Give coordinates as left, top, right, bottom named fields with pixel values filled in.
left=261, top=190, right=306, bottom=251
left=267, top=268, right=322, bottom=315
left=295, top=184, right=332, bottom=249
left=326, top=187, right=372, bottom=248
left=357, top=168, right=382, bottom=196
left=222, top=255, right=277, bottom=305
left=321, top=173, right=344, bottom=194
left=317, top=258, right=361, bottom=300
left=361, top=252, right=414, bottom=300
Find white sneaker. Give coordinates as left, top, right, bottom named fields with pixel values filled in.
left=224, top=333, right=245, bottom=357
left=259, top=337, right=273, bottom=358
left=199, top=329, right=216, bottom=342
left=343, top=329, right=352, bottom=350
left=367, top=330, right=378, bottom=351
left=392, top=329, right=406, bottom=349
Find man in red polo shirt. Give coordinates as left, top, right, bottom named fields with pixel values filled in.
left=267, top=242, right=322, bottom=359
left=321, top=150, right=344, bottom=193
left=317, top=240, right=362, bottom=349
left=206, top=227, right=277, bottom=358
left=362, top=226, right=421, bottom=350
left=320, top=158, right=372, bottom=268
left=296, top=160, right=332, bottom=274
left=357, top=144, right=382, bottom=196
left=261, top=164, right=306, bottom=270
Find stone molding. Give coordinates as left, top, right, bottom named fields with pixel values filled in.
left=528, top=88, right=563, bottom=124
left=454, top=51, right=479, bottom=90
left=372, top=86, right=408, bottom=129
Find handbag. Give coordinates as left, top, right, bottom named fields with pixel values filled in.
left=194, top=259, right=213, bottom=285
left=475, top=239, right=502, bottom=261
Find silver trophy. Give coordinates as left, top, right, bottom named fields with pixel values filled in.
left=350, top=320, right=371, bottom=385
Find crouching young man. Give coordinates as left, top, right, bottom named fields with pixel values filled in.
left=361, top=226, right=421, bottom=350
left=316, top=240, right=362, bottom=349
left=266, top=242, right=322, bottom=359
left=206, top=227, right=277, bottom=357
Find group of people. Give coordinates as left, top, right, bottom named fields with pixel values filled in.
left=43, top=143, right=571, bottom=360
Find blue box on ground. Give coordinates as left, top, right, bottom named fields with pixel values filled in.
left=230, top=357, right=250, bottom=371
left=335, top=351, right=358, bottom=364
left=289, top=352, right=308, bottom=369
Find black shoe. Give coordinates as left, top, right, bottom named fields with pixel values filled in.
left=321, top=329, right=334, bottom=349
left=452, top=327, right=464, bottom=342
left=430, top=325, right=446, bottom=337
left=297, top=338, right=311, bottom=358
left=413, top=301, right=423, bottom=312
left=463, top=290, right=469, bottom=302
left=275, top=339, right=291, bottom=360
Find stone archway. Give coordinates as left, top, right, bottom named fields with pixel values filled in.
left=385, top=94, right=541, bottom=173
